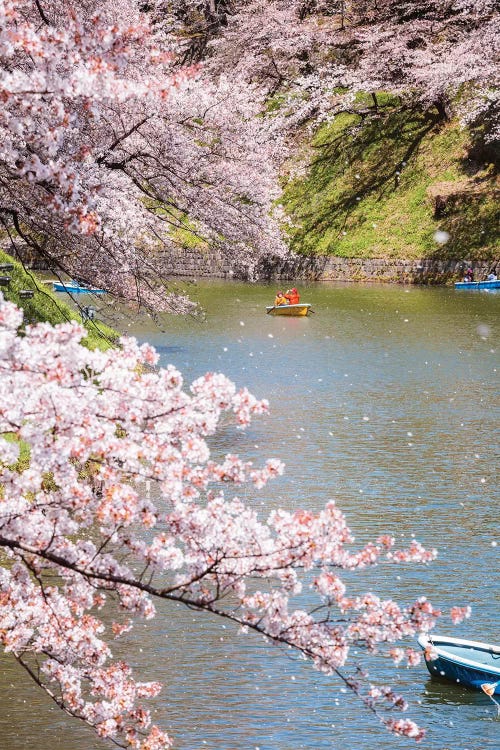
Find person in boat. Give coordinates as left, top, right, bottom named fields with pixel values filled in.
left=285, top=287, right=300, bottom=305
left=464, top=267, right=474, bottom=282
left=274, top=290, right=288, bottom=306
left=487, top=271, right=497, bottom=281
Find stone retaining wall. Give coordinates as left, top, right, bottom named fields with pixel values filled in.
left=162, top=249, right=497, bottom=285
left=12, top=243, right=498, bottom=284
left=159, top=248, right=235, bottom=279
left=254, top=255, right=497, bottom=284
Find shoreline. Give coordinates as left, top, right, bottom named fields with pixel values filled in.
left=160, top=250, right=499, bottom=285
left=17, top=247, right=499, bottom=286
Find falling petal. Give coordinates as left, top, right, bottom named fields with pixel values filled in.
left=433, top=230, right=450, bottom=244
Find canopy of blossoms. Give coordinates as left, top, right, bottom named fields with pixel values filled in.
left=163, top=1, right=499, bottom=138
left=0, top=0, right=286, bottom=310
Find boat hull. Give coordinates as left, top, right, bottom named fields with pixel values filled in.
left=266, top=303, right=311, bottom=316
left=418, top=634, right=500, bottom=693
left=53, top=282, right=106, bottom=294
left=455, top=280, right=500, bottom=290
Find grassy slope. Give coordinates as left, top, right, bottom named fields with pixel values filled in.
left=0, top=251, right=117, bottom=351
left=280, top=95, right=499, bottom=261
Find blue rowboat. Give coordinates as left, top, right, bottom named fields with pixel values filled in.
left=418, top=634, right=500, bottom=694
left=53, top=280, right=106, bottom=294
left=455, top=280, right=500, bottom=290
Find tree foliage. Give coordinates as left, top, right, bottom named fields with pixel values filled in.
left=0, top=0, right=285, bottom=310
left=0, top=1, right=497, bottom=307
left=163, top=1, right=499, bottom=135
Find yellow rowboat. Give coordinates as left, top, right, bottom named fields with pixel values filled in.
left=266, top=303, right=312, bottom=317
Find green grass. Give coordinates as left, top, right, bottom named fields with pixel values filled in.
left=280, top=96, right=499, bottom=261
left=143, top=199, right=210, bottom=251
left=0, top=251, right=118, bottom=350
left=2, top=432, right=30, bottom=473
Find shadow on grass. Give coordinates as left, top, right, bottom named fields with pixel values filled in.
left=282, top=101, right=498, bottom=263
left=283, top=104, right=443, bottom=254
left=425, top=187, right=499, bottom=262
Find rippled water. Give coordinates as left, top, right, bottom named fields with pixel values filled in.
left=1, top=281, right=499, bottom=749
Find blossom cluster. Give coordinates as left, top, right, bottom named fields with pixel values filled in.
left=0, top=1, right=286, bottom=310
left=0, top=296, right=461, bottom=744
left=176, top=0, right=499, bottom=137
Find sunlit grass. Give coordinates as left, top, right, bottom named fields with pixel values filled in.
left=280, top=96, right=498, bottom=261
left=2, top=433, right=30, bottom=473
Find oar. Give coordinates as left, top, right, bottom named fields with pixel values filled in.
left=266, top=306, right=276, bottom=314
left=481, top=682, right=500, bottom=715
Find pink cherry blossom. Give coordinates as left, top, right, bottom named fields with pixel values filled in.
left=0, top=294, right=464, bottom=745
left=450, top=605, right=472, bottom=624
left=0, top=1, right=286, bottom=311
left=185, top=0, right=498, bottom=141
left=385, top=718, right=426, bottom=742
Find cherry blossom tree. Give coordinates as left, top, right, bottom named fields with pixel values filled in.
left=167, top=0, right=498, bottom=134
left=0, top=0, right=286, bottom=311
left=1, top=0, right=496, bottom=312
left=0, top=293, right=473, bottom=748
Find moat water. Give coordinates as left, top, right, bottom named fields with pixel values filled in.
left=1, top=280, right=498, bottom=749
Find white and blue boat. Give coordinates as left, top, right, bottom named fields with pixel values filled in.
left=418, top=634, right=500, bottom=694
left=53, top=279, right=106, bottom=295
left=455, top=279, right=500, bottom=290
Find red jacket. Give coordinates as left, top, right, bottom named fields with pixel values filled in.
left=285, top=290, right=300, bottom=305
